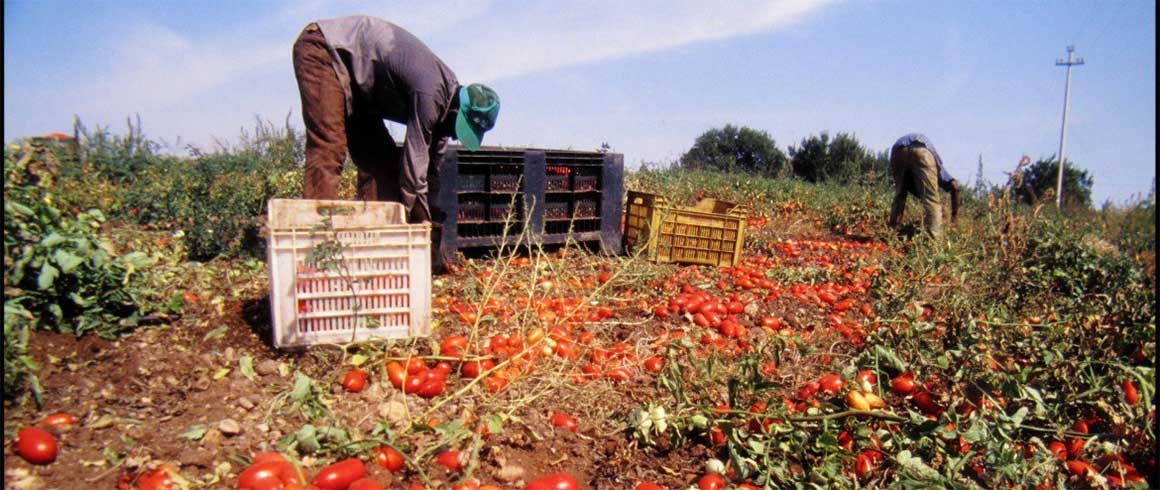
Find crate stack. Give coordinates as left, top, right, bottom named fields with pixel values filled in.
left=435, top=147, right=623, bottom=257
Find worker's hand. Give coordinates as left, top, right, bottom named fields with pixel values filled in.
left=949, top=180, right=961, bottom=223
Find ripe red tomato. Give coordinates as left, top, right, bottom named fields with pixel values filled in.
left=135, top=464, right=178, bottom=490
left=549, top=412, right=578, bottom=432
left=373, top=446, right=405, bottom=472
left=342, top=369, right=368, bottom=393
left=607, top=367, right=633, bottom=382
left=635, top=482, right=663, bottom=490
left=890, top=373, right=916, bottom=396
left=348, top=478, right=385, bottom=490
left=1047, top=441, right=1068, bottom=460
left=238, top=460, right=302, bottom=490
left=911, top=391, right=942, bottom=415
left=406, top=357, right=427, bottom=374
left=312, top=458, right=366, bottom=490
left=441, top=335, right=469, bottom=358
left=525, top=472, right=579, bottom=490
left=855, top=370, right=876, bottom=389
left=643, top=356, right=664, bottom=373
left=696, top=473, right=726, bottom=490
left=1066, top=460, right=1094, bottom=477
left=40, top=412, right=77, bottom=428
left=386, top=362, right=407, bottom=388
left=854, top=451, right=877, bottom=480
left=15, top=426, right=57, bottom=465
left=817, top=374, right=846, bottom=395
left=1123, top=379, right=1139, bottom=406
left=436, top=450, right=464, bottom=471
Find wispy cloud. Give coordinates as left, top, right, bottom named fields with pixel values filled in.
left=441, top=0, right=837, bottom=82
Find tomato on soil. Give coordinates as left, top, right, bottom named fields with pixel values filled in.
left=373, top=446, right=405, bottom=472
left=549, top=412, right=578, bottom=432
left=312, top=458, right=366, bottom=490
left=696, top=473, right=727, bottom=490
left=134, top=464, right=178, bottom=490
left=349, top=478, right=385, bottom=490
left=1123, top=379, right=1139, bottom=405
left=16, top=426, right=57, bottom=465
left=635, top=483, right=663, bottom=490
left=436, top=450, right=464, bottom=471
left=39, top=411, right=77, bottom=428
left=342, top=369, right=368, bottom=392
left=643, top=356, right=664, bottom=373
left=525, top=472, right=579, bottom=490
left=890, top=373, right=916, bottom=396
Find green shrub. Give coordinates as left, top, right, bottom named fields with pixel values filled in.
left=4, top=144, right=155, bottom=337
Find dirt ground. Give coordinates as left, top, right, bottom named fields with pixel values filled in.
left=3, top=212, right=873, bottom=489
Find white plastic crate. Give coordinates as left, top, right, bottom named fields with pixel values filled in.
left=267, top=199, right=431, bottom=348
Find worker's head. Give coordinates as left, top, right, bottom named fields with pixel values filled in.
left=455, top=84, right=500, bottom=151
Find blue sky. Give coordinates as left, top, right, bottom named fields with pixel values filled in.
left=5, top=0, right=1155, bottom=205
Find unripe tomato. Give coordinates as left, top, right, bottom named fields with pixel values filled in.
left=846, top=390, right=871, bottom=412
left=16, top=426, right=57, bottom=465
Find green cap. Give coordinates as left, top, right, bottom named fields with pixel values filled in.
left=454, top=83, right=500, bottom=151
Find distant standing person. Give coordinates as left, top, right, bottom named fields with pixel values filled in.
left=888, top=133, right=959, bottom=237
left=292, top=14, right=500, bottom=225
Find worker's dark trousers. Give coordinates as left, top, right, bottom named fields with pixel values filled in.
left=293, top=24, right=448, bottom=271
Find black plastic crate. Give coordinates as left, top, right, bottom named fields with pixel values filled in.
left=436, top=146, right=623, bottom=255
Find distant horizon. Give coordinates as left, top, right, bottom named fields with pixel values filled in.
left=5, top=1, right=1155, bottom=205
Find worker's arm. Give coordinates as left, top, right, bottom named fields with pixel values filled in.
left=399, top=92, right=446, bottom=223
left=949, top=179, right=960, bottom=222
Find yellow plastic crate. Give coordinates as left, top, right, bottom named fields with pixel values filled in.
left=267, top=199, right=431, bottom=348
left=624, top=191, right=747, bottom=267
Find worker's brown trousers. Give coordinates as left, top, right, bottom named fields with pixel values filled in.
left=292, top=24, right=403, bottom=204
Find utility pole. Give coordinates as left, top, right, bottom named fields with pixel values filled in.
left=1054, top=45, right=1084, bottom=208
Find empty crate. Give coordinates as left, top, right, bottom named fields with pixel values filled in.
left=623, top=191, right=747, bottom=267
left=267, top=199, right=431, bottom=348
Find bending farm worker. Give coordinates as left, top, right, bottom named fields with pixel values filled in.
left=887, top=133, right=960, bottom=237
left=292, top=15, right=500, bottom=268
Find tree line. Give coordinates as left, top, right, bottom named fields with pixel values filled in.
left=675, top=124, right=1095, bottom=209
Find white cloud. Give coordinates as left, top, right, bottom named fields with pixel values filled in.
left=442, top=0, right=837, bottom=82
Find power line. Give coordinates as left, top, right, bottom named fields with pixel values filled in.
left=1054, top=45, right=1084, bottom=208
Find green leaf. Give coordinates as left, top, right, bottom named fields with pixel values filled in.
left=53, top=249, right=85, bottom=273
left=291, top=373, right=313, bottom=401
left=40, top=233, right=67, bottom=247
left=239, top=355, right=255, bottom=381
left=178, top=424, right=208, bottom=441
left=37, top=263, right=59, bottom=290
left=296, top=424, right=320, bottom=454
left=483, top=414, right=504, bottom=436
left=349, top=354, right=368, bottom=367
left=203, top=326, right=227, bottom=341
left=896, top=450, right=942, bottom=481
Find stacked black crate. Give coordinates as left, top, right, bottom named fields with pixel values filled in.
left=436, top=147, right=623, bottom=259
